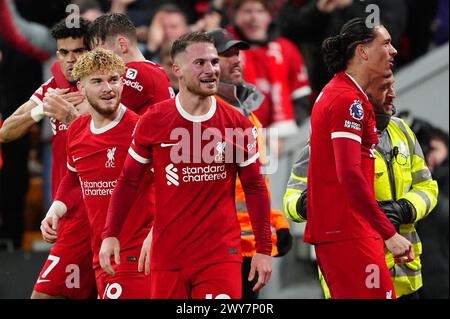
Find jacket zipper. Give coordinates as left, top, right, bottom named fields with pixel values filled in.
left=384, top=151, right=397, bottom=201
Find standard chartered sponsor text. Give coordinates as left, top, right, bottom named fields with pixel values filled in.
left=182, top=165, right=227, bottom=182
left=83, top=180, right=117, bottom=196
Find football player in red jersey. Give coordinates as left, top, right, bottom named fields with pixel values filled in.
left=41, top=49, right=154, bottom=299
left=86, top=13, right=174, bottom=115
left=99, top=32, right=273, bottom=299
left=0, top=18, right=97, bottom=299
left=305, top=18, right=413, bottom=299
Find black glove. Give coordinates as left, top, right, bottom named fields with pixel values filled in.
left=296, top=189, right=308, bottom=220
left=378, top=199, right=415, bottom=230
left=276, top=228, right=293, bottom=257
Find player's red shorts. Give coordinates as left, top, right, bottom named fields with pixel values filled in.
left=315, top=237, right=396, bottom=299
left=150, top=262, right=242, bottom=299
left=33, top=214, right=96, bottom=299
left=94, top=248, right=152, bottom=299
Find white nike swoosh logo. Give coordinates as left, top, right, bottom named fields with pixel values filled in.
left=73, top=157, right=82, bottom=162
left=161, top=143, right=178, bottom=147
left=36, top=278, right=50, bottom=284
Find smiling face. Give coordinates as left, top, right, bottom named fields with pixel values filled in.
left=172, top=42, right=220, bottom=97
left=79, top=72, right=123, bottom=116
left=233, top=0, right=271, bottom=41
left=162, top=12, right=189, bottom=41
left=56, top=37, right=87, bottom=84
left=219, top=46, right=244, bottom=86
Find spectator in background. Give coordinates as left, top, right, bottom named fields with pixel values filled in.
left=415, top=126, right=449, bottom=299
left=159, top=41, right=179, bottom=93
left=279, top=0, right=407, bottom=95
left=396, top=0, right=439, bottom=67
left=227, top=0, right=312, bottom=135
left=433, top=0, right=449, bottom=46
left=144, top=4, right=190, bottom=63
left=0, top=26, right=43, bottom=250
left=71, top=0, right=103, bottom=21
left=0, top=0, right=104, bottom=62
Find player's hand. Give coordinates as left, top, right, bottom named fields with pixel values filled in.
left=40, top=201, right=67, bottom=243
left=385, top=233, right=415, bottom=264
left=138, top=229, right=153, bottom=275
left=47, top=87, right=85, bottom=106
left=40, top=213, right=59, bottom=243
left=394, top=246, right=415, bottom=264
left=249, top=253, right=272, bottom=292
left=60, top=91, right=85, bottom=107
left=43, top=92, right=80, bottom=125
left=146, top=11, right=164, bottom=52
left=99, top=237, right=121, bottom=276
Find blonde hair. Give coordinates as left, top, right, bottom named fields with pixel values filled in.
left=72, top=48, right=126, bottom=80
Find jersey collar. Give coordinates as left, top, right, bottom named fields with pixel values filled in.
left=344, top=72, right=369, bottom=101
left=175, top=94, right=216, bottom=123
left=90, top=104, right=126, bottom=134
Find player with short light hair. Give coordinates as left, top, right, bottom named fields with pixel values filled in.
left=41, top=48, right=154, bottom=299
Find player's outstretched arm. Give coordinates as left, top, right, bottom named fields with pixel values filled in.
left=0, top=99, right=41, bottom=143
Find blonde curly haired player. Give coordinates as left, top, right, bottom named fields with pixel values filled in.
left=72, top=48, right=125, bottom=81
left=41, top=47, right=155, bottom=299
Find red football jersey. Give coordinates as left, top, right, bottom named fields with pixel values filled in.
left=122, top=60, right=174, bottom=115
left=30, top=74, right=77, bottom=199
left=129, top=96, right=260, bottom=270
left=304, top=72, right=380, bottom=244
left=66, top=106, right=153, bottom=262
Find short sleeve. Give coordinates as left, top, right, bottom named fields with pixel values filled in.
left=30, top=77, right=54, bottom=104
left=122, top=63, right=173, bottom=115
left=128, top=114, right=153, bottom=164
left=329, top=93, right=368, bottom=144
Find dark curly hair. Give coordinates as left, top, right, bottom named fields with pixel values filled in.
left=322, top=17, right=379, bottom=74
left=50, top=17, right=90, bottom=40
